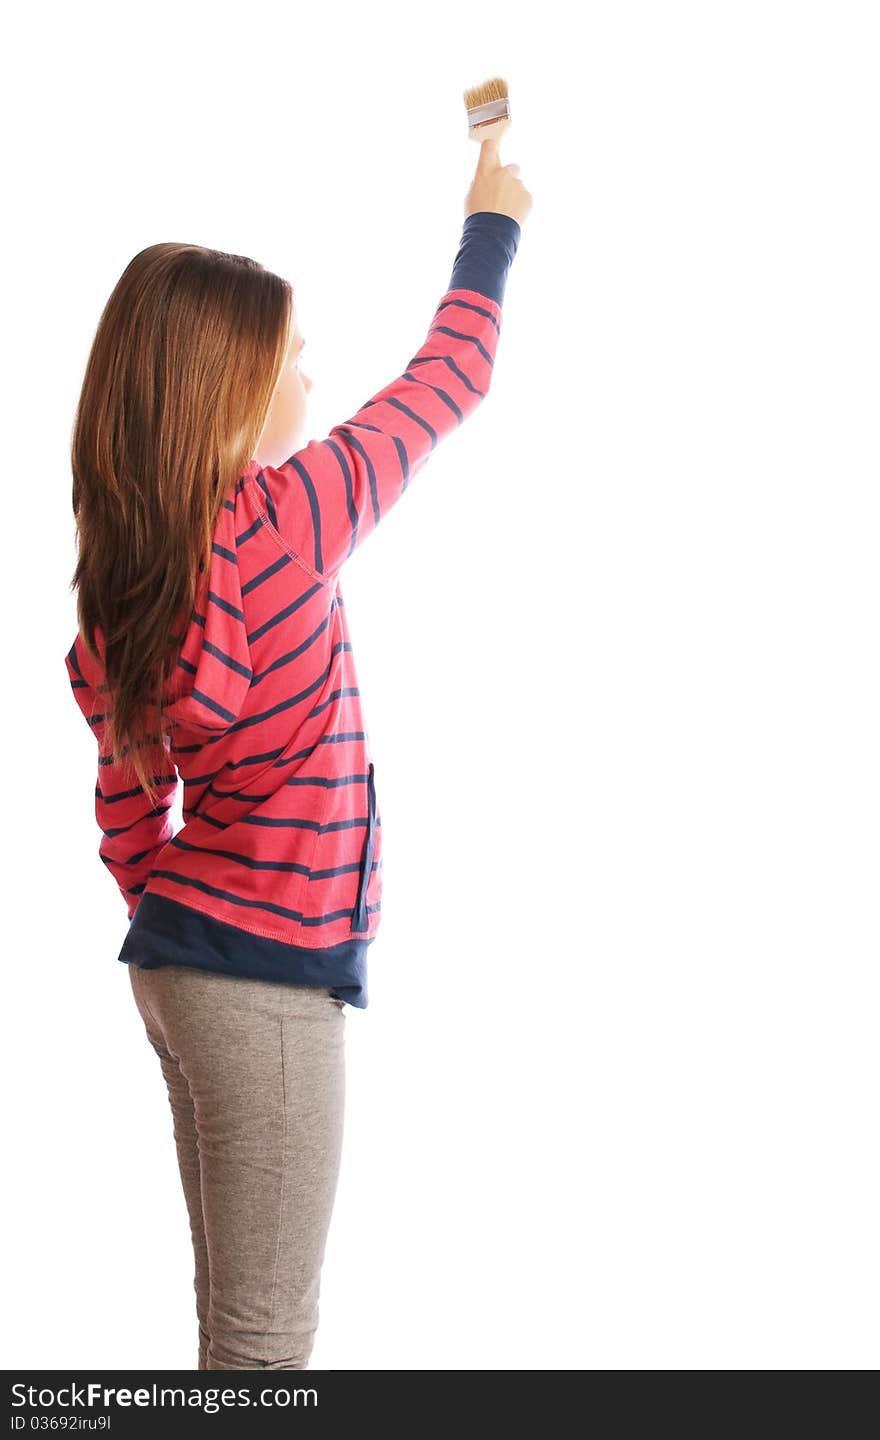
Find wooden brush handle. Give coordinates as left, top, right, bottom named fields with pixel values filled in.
left=468, top=116, right=511, bottom=145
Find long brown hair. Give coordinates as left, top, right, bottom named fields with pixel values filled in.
left=68, top=242, right=292, bottom=805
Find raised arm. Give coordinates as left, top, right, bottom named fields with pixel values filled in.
left=251, top=205, right=523, bottom=582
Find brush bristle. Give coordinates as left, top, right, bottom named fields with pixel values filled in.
left=463, top=76, right=509, bottom=111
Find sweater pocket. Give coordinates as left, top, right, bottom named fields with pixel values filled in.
left=350, top=762, right=377, bottom=934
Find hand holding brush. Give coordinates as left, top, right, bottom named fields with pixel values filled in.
left=463, top=75, right=533, bottom=227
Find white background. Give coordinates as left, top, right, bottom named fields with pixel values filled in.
left=3, top=0, right=878, bottom=1370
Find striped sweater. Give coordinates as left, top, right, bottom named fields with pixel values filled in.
left=64, top=210, right=521, bottom=1008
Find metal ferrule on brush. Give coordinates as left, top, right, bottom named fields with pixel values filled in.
left=467, top=96, right=511, bottom=131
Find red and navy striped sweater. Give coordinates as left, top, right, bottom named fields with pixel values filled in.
left=65, top=211, right=521, bottom=1008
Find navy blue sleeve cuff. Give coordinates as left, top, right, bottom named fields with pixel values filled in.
left=448, top=211, right=521, bottom=307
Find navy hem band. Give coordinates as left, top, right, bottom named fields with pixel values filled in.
left=118, top=893, right=370, bottom=1009
left=448, top=211, right=521, bottom=306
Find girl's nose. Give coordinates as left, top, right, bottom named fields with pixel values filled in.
left=303, top=372, right=314, bottom=393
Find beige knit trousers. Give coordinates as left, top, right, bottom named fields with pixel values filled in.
left=128, top=962, right=346, bottom=1369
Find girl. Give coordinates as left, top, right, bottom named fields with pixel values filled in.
left=64, top=137, right=531, bottom=1370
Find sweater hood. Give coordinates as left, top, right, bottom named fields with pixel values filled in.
left=162, top=481, right=254, bottom=733
left=73, top=480, right=254, bottom=734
